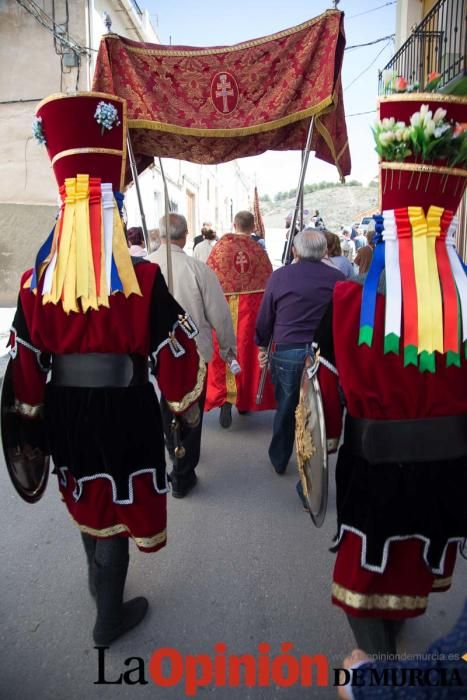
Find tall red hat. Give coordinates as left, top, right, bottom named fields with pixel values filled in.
left=35, top=92, right=127, bottom=192
left=378, top=93, right=467, bottom=212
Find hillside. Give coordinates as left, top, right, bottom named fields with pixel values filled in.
left=262, top=185, right=379, bottom=232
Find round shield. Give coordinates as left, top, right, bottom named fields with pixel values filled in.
left=295, top=354, right=328, bottom=527
left=1, top=359, right=50, bottom=503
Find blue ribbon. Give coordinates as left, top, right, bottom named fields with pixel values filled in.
left=358, top=215, right=386, bottom=346
left=114, top=191, right=124, bottom=217
left=30, top=226, right=55, bottom=291
left=110, top=255, right=123, bottom=293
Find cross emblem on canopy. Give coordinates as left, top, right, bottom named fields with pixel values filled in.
left=215, top=74, right=235, bottom=113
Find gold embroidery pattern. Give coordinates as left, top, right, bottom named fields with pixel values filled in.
left=73, top=517, right=167, bottom=550
left=332, top=582, right=428, bottom=611
left=226, top=295, right=239, bottom=405
left=14, top=399, right=43, bottom=418
left=114, top=10, right=340, bottom=58
left=432, top=576, right=452, bottom=590
left=166, top=354, right=207, bottom=413
left=295, top=396, right=315, bottom=501
left=380, top=162, right=467, bottom=178
left=379, top=93, right=467, bottom=106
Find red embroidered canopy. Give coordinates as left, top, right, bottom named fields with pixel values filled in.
left=92, top=9, right=350, bottom=181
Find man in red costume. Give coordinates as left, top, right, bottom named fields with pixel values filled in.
left=206, top=210, right=276, bottom=427
left=313, top=93, right=467, bottom=654
left=6, top=93, right=204, bottom=646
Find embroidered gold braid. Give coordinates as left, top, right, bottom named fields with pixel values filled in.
left=226, top=295, right=239, bottom=404
left=69, top=514, right=167, bottom=550
left=432, top=576, right=452, bottom=590
left=332, top=583, right=428, bottom=611
left=295, top=394, right=315, bottom=500
left=166, top=354, right=207, bottom=413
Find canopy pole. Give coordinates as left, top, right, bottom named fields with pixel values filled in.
left=158, top=157, right=174, bottom=295
left=126, top=133, right=150, bottom=253
left=256, top=116, right=315, bottom=405
left=283, top=116, right=315, bottom=265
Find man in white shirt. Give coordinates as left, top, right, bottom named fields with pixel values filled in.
left=147, top=214, right=237, bottom=497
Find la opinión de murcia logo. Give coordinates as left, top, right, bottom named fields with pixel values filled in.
left=94, top=644, right=466, bottom=695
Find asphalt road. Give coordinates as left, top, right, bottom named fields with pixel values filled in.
left=0, top=359, right=465, bottom=700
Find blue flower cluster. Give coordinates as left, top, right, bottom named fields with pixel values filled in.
left=94, top=101, right=121, bottom=133
left=32, top=116, right=46, bottom=146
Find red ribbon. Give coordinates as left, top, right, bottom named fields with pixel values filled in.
left=89, top=177, right=102, bottom=297
left=395, top=208, right=418, bottom=351
left=436, top=209, right=459, bottom=354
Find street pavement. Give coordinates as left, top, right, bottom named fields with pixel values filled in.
left=0, top=369, right=465, bottom=699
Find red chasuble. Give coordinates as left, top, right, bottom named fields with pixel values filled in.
left=206, top=234, right=276, bottom=412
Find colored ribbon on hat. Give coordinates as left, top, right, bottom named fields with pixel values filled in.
left=425, top=206, right=444, bottom=356
left=394, top=208, right=418, bottom=367
left=408, top=207, right=432, bottom=357
left=74, top=174, right=95, bottom=309
left=89, top=178, right=102, bottom=298
left=29, top=227, right=54, bottom=292
left=111, top=204, right=141, bottom=298
left=358, top=215, right=385, bottom=347
left=382, top=209, right=401, bottom=354
left=51, top=178, right=76, bottom=308
left=101, top=183, right=115, bottom=293
left=446, top=216, right=467, bottom=349
left=436, top=209, right=460, bottom=366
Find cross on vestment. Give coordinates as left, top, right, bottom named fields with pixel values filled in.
left=235, top=251, right=248, bottom=273
left=215, top=74, right=234, bottom=113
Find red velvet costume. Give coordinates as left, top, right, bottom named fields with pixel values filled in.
left=8, top=93, right=204, bottom=553
left=206, top=234, right=276, bottom=412
left=314, top=94, right=467, bottom=620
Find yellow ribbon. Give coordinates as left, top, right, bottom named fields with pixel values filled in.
left=425, top=205, right=444, bottom=354
left=111, top=207, right=142, bottom=298
left=408, top=207, right=432, bottom=354
left=48, top=178, right=76, bottom=307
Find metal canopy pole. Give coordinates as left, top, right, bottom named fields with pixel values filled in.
left=126, top=133, right=150, bottom=252
left=256, top=116, right=315, bottom=405
left=282, top=116, right=315, bottom=265
left=158, top=157, right=174, bottom=295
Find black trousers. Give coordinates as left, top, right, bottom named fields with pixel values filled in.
left=160, top=385, right=206, bottom=485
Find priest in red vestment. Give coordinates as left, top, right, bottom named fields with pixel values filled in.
left=206, top=211, right=276, bottom=427
left=6, top=92, right=204, bottom=646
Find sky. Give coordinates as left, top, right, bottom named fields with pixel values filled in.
left=141, top=0, right=397, bottom=197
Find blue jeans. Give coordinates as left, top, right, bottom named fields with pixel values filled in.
left=269, top=346, right=310, bottom=473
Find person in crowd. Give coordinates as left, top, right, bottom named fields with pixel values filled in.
left=337, top=598, right=467, bottom=699
left=353, top=228, right=367, bottom=251
left=251, top=230, right=266, bottom=248
left=341, top=228, right=356, bottom=263
left=255, top=230, right=344, bottom=474
left=206, top=210, right=276, bottom=428
left=127, top=225, right=147, bottom=257
left=311, top=217, right=467, bottom=656
left=193, top=225, right=217, bottom=263
left=282, top=213, right=300, bottom=264
left=311, top=209, right=325, bottom=229
left=6, top=93, right=203, bottom=646
left=323, top=230, right=354, bottom=279
left=193, top=222, right=212, bottom=249
left=354, top=227, right=375, bottom=275
left=148, top=227, right=161, bottom=253
left=148, top=214, right=237, bottom=497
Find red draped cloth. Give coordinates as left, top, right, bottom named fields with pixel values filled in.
left=206, top=234, right=276, bottom=412
left=92, top=10, right=350, bottom=178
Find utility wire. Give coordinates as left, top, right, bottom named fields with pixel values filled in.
left=344, top=40, right=392, bottom=92
left=345, top=34, right=395, bottom=51
left=15, top=0, right=96, bottom=54
left=346, top=109, right=377, bottom=117
left=346, top=1, right=397, bottom=20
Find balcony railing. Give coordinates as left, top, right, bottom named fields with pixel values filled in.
left=379, top=0, right=466, bottom=93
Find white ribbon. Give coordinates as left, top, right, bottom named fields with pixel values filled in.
left=382, top=209, right=402, bottom=342
left=42, top=250, right=57, bottom=295
left=101, top=183, right=114, bottom=293
left=446, top=216, right=467, bottom=342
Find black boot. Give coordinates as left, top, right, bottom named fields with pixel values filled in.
left=93, top=538, right=148, bottom=646
left=81, top=532, right=97, bottom=599
left=347, top=614, right=397, bottom=655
